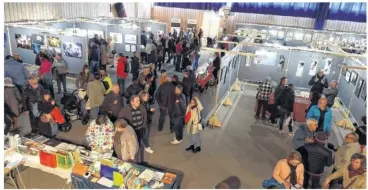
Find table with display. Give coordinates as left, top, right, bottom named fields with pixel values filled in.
left=254, top=90, right=311, bottom=122
left=4, top=148, right=26, bottom=189
left=6, top=135, right=182, bottom=189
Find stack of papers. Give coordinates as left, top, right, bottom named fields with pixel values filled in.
left=138, top=169, right=155, bottom=182
left=5, top=151, right=24, bottom=168
left=97, top=177, right=113, bottom=188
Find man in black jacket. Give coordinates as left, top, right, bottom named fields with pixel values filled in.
left=169, top=84, right=186, bottom=145
left=22, top=76, right=44, bottom=131
left=297, top=132, right=333, bottom=189
left=182, top=70, right=194, bottom=105
left=89, top=43, right=101, bottom=73
left=277, top=83, right=295, bottom=134
left=130, top=52, right=140, bottom=79
left=308, top=69, right=328, bottom=94
left=212, top=52, right=221, bottom=84
left=269, top=77, right=288, bottom=124
left=124, top=78, right=143, bottom=105
left=155, top=76, right=175, bottom=132
left=100, top=84, right=122, bottom=122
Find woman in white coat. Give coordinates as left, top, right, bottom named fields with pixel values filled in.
left=184, top=97, right=204, bottom=153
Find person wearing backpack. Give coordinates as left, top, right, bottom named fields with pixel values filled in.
left=117, top=53, right=129, bottom=96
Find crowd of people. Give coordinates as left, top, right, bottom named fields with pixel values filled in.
left=256, top=70, right=366, bottom=189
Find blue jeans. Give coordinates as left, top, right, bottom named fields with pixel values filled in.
left=117, top=78, right=126, bottom=95
left=143, top=122, right=152, bottom=148
left=172, top=117, right=184, bottom=141
left=89, top=60, right=99, bottom=73
left=193, top=57, right=199, bottom=71
left=188, top=125, right=201, bottom=148
left=90, top=107, right=99, bottom=119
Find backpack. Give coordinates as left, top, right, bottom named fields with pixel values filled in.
left=124, top=59, right=130, bottom=73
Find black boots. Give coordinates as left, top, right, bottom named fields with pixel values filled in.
left=186, top=145, right=201, bottom=153
left=185, top=145, right=194, bottom=151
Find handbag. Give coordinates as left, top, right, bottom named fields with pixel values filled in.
left=262, top=174, right=290, bottom=189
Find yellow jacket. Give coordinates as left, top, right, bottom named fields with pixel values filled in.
left=325, top=166, right=366, bottom=189
left=103, top=74, right=113, bottom=94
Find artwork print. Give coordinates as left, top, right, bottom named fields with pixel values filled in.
left=15, top=34, right=32, bottom=49
left=350, top=71, right=358, bottom=85
left=254, top=51, right=277, bottom=66
left=32, top=44, right=41, bottom=54
left=47, top=36, right=61, bottom=48
left=109, top=32, right=123, bottom=44
left=355, top=77, right=364, bottom=98
left=309, top=60, right=318, bottom=76
left=341, top=63, right=347, bottom=76
left=31, top=34, right=44, bottom=45
left=323, top=58, right=333, bottom=74
left=62, top=42, right=83, bottom=59
left=278, top=55, right=285, bottom=71
left=296, top=61, right=305, bottom=77
left=345, top=70, right=351, bottom=83
left=87, top=30, right=104, bottom=39
left=360, top=82, right=366, bottom=101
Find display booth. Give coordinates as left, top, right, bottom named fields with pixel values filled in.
left=170, top=18, right=181, bottom=34
left=4, top=17, right=168, bottom=74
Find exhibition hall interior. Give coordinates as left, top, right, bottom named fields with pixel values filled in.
left=3, top=1, right=368, bottom=189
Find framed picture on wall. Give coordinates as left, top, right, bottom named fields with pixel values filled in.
left=32, top=44, right=41, bottom=54
left=109, top=32, right=123, bottom=44
left=131, top=45, right=136, bottom=53
left=355, top=77, right=364, bottom=97
left=125, top=34, right=137, bottom=44
left=350, top=71, right=358, bottom=85
left=47, top=36, right=61, bottom=48
left=360, top=83, right=366, bottom=101
left=341, top=63, right=347, bottom=76
left=309, top=60, right=318, bottom=76
left=345, top=70, right=351, bottom=83
left=62, top=42, right=83, bottom=59
left=31, top=34, right=44, bottom=45
left=15, top=34, right=32, bottom=50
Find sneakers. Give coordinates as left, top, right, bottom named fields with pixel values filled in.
left=171, top=139, right=182, bottom=145
left=145, top=147, right=154, bottom=154
left=278, top=130, right=283, bottom=134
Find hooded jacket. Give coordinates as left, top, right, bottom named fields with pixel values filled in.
left=306, top=105, right=332, bottom=133
left=185, top=97, right=203, bottom=135
left=4, top=58, right=30, bottom=86
left=117, top=56, right=128, bottom=79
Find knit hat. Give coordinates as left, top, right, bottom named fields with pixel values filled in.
left=4, top=77, right=14, bottom=87
left=315, top=132, right=328, bottom=143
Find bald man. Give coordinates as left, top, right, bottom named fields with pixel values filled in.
left=306, top=97, right=332, bottom=133
left=308, top=69, right=328, bottom=94
left=323, top=80, right=338, bottom=107
left=100, top=84, right=123, bottom=122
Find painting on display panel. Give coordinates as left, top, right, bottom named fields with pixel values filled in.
left=355, top=77, right=364, bottom=98
left=323, top=58, right=333, bottom=74
left=308, top=59, right=318, bottom=76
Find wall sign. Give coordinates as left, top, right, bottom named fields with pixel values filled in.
left=171, top=19, right=181, bottom=33
left=124, top=34, right=137, bottom=44
left=187, top=19, right=197, bottom=30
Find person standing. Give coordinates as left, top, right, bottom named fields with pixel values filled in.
left=308, top=69, right=328, bottom=94
left=87, top=73, right=106, bottom=119
left=100, top=44, right=109, bottom=70
left=169, top=84, right=187, bottom=145
left=53, top=53, right=68, bottom=94
left=277, top=84, right=295, bottom=135
left=175, top=39, right=184, bottom=72
left=182, top=70, right=194, bottom=105
left=212, top=52, right=221, bottom=84
left=292, top=118, right=318, bottom=150
left=164, top=35, right=171, bottom=63
left=271, top=152, right=304, bottom=189
left=306, top=91, right=322, bottom=113
left=100, top=68, right=113, bottom=95
left=118, top=95, right=147, bottom=164
left=184, top=97, right=203, bottom=153
left=322, top=153, right=366, bottom=189
left=159, top=70, right=167, bottom=85
left=130, top=52, right=140, bottom=79
left=155, top=76, right=175, bottom=132
left=138, top=66, right=151, bottom=89
left=88, top=43, right=101, bottom=73
left=124, top=78, right=143, bottom=105
left=39, top=52, right=54, bottom=98
left=328, top=132, right=361, bottom=188
left=113, top=119, right=139, bottom=162
left=269, top=77, right=287, bottom=124
left=168, top=35, right=176, bottom=64
left=116, top=53, right=129, bottom=95
left=4, top=78, right=22, bottom=132
left=100, top=84, right=122, bottom=123
left=85, top=115, right=114, bottom=153
left=306, top=97, right=332, bottom=133
left=297, top=132, right=333, bottom=189
left=5, top=53, right=30, bottom=94
left=355, top=116, right=366, bottom=153
left=22, top=76, right=44, bottom=131
left=106, top=37, right=116, bottom=68
left=323, top=80, right=338, bottom=108
left=139, top=91, right=155, bottom=154
left=255, top=77, right=273, bottom=120
left=76, top=65, right=94, bottom=90
left=157, top=43, right=165, bottom=71
left=145, top=39, right=156, bottom=65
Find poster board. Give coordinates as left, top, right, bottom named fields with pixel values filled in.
left=187, top=19, right=197, bottom=30
left=171, top=19, right=181, bottom=34
left=124, top=34, right=137, bottom=44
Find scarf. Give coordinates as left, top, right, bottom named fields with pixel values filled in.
left=288, top=163, right=298, bottom=186
left=348, top=165, right=366, bottom=179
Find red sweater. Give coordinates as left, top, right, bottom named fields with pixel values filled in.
left=116, top=57, right=128, bottom=79
left=176, top=43, right=183, bottom=54
left=39, top=59, right=52, bottom=75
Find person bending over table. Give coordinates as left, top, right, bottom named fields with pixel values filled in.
left=85, top=115, right=114, bottom=153
left=113, top=119, right=139, bottom=162
left=306, top=97, right=332, bottom=134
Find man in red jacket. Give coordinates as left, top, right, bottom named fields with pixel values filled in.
left=117, top=53, right=129, bottom=97
left=175, top=39, right=183, bottom=72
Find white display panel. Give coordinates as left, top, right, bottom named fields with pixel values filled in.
left=109, top=32, right=123, bottom=44
left=124, top=34, right=137, bottom=44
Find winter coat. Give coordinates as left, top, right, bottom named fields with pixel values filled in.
left=116, top=56, right=129, bottom=79
left=123, top=83, right=143, bottom=102
left=334, top=142, right=361, bottom=170
left=308, top=74, right=328, bottom=94
left=76, top=72, right=94, bottom=90
left=323, top=87, right=338, bottom=106
left=306, top=105, right=332, bottom=133
left=325, top=166, right=366, bottom=189
left=4, top=58, right=30, bottom=86
left=53, top=59, right=68, bottom=74
left=292, top=124, right=315, bottom=150
left=100, top=92, right=122, bottom=117
left=273, top=159, right=304, bottom=186
left=170, top=93, right=186, bottom=118
left=185, top=97, right=203, bottom=135
left=4, top=86, right=22, bottom=117
left=297, top=143, right=333, bottom=174
left=89, top=45, right=101, bottom=62
left=213, top=56, right=221, bottom=69
left=118, top=105, right=147, bottom=130
left=274, top=84, right=285, bottom=105
left=39, top=58, right=53, bottom=80
left=141, top=100, right=154, bottom=123
left=277, top=88, right=295, bottom=112
left=155, top=82, right=175, bottom=110
left=100, top=45, right=109, bottom=66
left=22, top=84, right=44, bottom=111
left=106, top=42, right=115, bottom=58
left=86, top=80, right=106, bottom=109
left=130, top=57, right=140, bottom=74
left=182, top=76, right=193, bottom=97
left=113, top=126, right=139, bottom=161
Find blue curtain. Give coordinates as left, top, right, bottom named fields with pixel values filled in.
left=154, top=2, right=227, bottom=11
left=314, top=3, right=330, bottom=30
left=327, top=2, right=366, bottom=22
left=231, top=3, right=319, bottom=18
